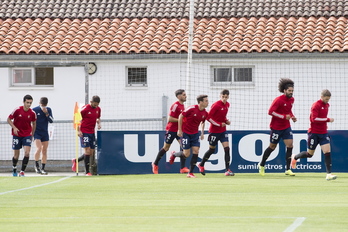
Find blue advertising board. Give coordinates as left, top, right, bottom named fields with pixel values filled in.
left=97, top=130, right=348, bottom=175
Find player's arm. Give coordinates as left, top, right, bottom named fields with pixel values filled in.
left=207, top=105, right=223, bottom=127
left=7, top=117, right=19, bottom=136
left=177, top=114, right=183, bottom=137
left=200, top=121, right=205, bottom=140
left=311, top=104, right=332, bottom=123
left=268, top=99, right=290, bottom=120
left=31, top=120, right=36, bottom=138
left=47, top=108, right=54, bottom=123
left=168, top=116, right=178, bottom=123
left=97, top=118, right=101, bottom=130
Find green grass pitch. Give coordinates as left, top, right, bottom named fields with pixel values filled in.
left=1, top=173, right=347, bottom=232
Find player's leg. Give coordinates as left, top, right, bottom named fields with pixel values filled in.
left=283, top=139, right=295, bottom=176
left=40, top=141, right=49, bottom=174
left=320, top=136, right=336, bottom=180
left=34, top=139, right=43, bottom=174
left=291, top=133, right=317, bottom=168
left=12, top=149, right=20, bottom=177
left=221, top=141, right=234, bottom=176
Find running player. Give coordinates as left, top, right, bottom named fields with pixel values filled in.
left=32, top=97, right=54, bottom=175
left=176, top=94, right=209, bottom=178
left=7, top=94, right=37, bottom=177
left=258, top=78, right=297, bottom=176
left=152, top=89, right=189, bottom=174
left=197, top=89, right=234, bottom=176
left=72, top=95, right=101, bottom=176
left=291, top=89, right=337, bottom=180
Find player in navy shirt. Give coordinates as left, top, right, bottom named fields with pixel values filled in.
left=32, top=97, right=53, bottom=175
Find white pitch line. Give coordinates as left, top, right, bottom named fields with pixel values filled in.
left=0, top=176, right=71, bottom=196
left=283, top=217, right=306, bottom=232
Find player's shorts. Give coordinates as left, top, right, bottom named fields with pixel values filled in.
left=34, top=132, right=49, bottom=142
left=208, top=132, right=229, bottom=146
left=164, top=131, right=180, bottom=144
left=12, top=136, right=32, bottom=150
left=80, top=133, right=96, bottom=149
left=181, top=132, right=200, bottom=150
left=308, top=133, right=330, bottom=150
left=269, top=127, right=293, bottom=144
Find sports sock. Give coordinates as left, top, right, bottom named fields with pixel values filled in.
left=189, top=154, right=198, bottom=173
left=224, top=147, right=230, bottom=171
left=201, top=148, right=215, bottom=166
left=42, top=163, right=46, bottom=170
left=294, top=151, right=311, bottom=160
left=180, top=155, right=187, bottom=169
left=12, top=157, right=18, bottom=167
left=324, top=152, right=332, bottom=173
left=260, top=147, right=274, bottom=166
left=35, top=160, right=40, bottom=168
left=154, top=148, right=166, bottom=165
left=84, top=154, right=90, bottom=173
left=78, top=154, right=84, bottom=162
left=21, top=156, right=29, bottom=171
left=286, top=147, right=293, bottom=170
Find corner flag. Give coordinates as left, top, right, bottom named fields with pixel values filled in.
left=73, top=102, right=82, bottom=130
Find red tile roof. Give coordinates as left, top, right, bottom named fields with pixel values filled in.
left=1, top=0, right=348, bottom=19
left=1, top=16, right=347, bottom=54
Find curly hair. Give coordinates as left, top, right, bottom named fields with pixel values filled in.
left=278, top=78, right=294, bottom=93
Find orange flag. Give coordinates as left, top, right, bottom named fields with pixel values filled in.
left=73, top=102, right=82, bottom=130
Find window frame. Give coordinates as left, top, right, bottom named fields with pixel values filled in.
left=126, top=66, right=148, bottom=87
left=10, top=67, right=54, bottom=87
left=211, top=66, right=255, bottom=87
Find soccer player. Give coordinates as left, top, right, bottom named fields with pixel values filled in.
left=72, top=95, right=101, bottom=176
left=32, top=97, right=53, bottom=175
left=7, top=94, right=37, bottom=177
left=197, top=89, right=234, bottom=176
left=258, top=78, right=297, bottom=176
left=152, top=89, right=189, bottom=174
left=176, top=94, right=209, bottom=178
left=291, top=89, right=337, bottom=181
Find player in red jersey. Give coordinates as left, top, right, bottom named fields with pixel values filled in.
left=152, top=89, right=189, bottom=174
left=291, top=89, right=337, bottom=180
left=7, top=95, right=37, bottom=177
left=176, top=95, right=209, bottom=178
left=258, top=78, right=297, bottom=176
left=72, top=95, right=101, bottom=176
left=196, top=89, right=234, bottom=176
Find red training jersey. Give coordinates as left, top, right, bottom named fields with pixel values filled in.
left=8, top=106, right=37, bottom=137
left=268, top=94, right=295, bottom=130
left=308, top=99, right=330, bottom=134
left=165, top=101, right=185, bottom=132
left=207, top=100, right=230, bottom=133
left=80, top=104, right=101, bottom=134
left=182, top=105, right=208, bottom=134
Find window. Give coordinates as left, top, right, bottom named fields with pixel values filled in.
left=11, top=67, right=54, bottom=86
left=212, top=66, right=254, bottom=86
left=127, top=67, right=147, bottom=87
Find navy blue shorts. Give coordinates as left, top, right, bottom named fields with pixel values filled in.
left=181, top=132, right=200, bottom=150
left=164, top=131, right=180, bottom=144
left=80, top=133, right=96, bottom=149
left=270, top=127, right=293, bottom=144
left=308, top=133, right=330, bottom=150
left=12, top=136, right=32, bottom=150
left=34, top=132, right=49, bottom=142
left=208, top=132, right=229, bottom=146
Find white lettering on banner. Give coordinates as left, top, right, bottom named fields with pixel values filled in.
left=239, top=134, right=279, bottom=162
left=124, top=134, right=159, bottom=162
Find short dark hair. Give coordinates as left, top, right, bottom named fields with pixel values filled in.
left=196, top=94, right=208, bottom=103
left=91, top=95, right=100, bottom=103
left=278, top=78, right=294, bottom=93
left=23, top=94, right=33, bottom=102
left=321, top=89, right=331, bottom=97
left=175, top=89, right=185, bottom=97
left=220, top=89, right=229, bottom=95
left=40, top=97, right=48, bottom=106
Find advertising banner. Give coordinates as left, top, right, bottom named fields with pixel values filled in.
left=97, top=130, right=348, bottom=175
